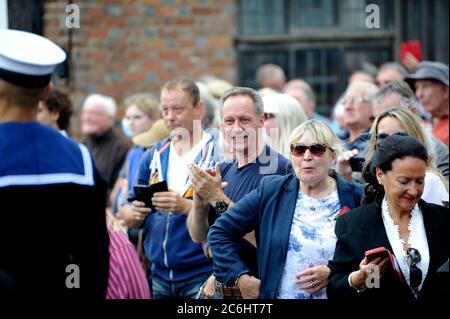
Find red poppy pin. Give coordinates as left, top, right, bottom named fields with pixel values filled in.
left=334, top=206, right=350, bottom=220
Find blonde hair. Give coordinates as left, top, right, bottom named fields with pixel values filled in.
left=289, top=119, right=344, bottom=159
left=124, top=93, right=161, bottom=121
left=366, top=108, right=448, bottom=189
left=263, top=93, right=308, bottom=157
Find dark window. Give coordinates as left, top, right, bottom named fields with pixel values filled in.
left=296, top=49, right=340, bottom=114
left=7, top=0, right=44, bottom=35
left=294, top=0, right=337, bottom=28
left=237, top=1, right=447, bottom=114
left=238, top=0, right=286, bottom=35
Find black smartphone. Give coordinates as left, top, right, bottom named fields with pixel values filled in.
left=349, top=157, right=365, bottom=172
left=133, top=181, right=168, bottom=210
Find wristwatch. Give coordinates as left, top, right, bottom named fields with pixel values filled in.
left=214, top=200, right=229, bottom=214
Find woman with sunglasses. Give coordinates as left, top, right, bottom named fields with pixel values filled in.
left=328, top=135, right=449, bottom=301
left=364, top=108, right=448, bottom=206
left=208, top=120, right=363, bottom=299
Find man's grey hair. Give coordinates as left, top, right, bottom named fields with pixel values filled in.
left=219, top=87, right=264, bottom=117
left=345, top=81, right=379, bottom=105
left=374, top=81, right=418, bottom=109
left=378, top=62, right=409, bottom=79
left=256, top=64, right=286, bottom=85
left=83, top=94, right=117, bottom=117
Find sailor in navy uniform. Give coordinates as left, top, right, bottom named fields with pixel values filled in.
left=0, top=29, right=109, bottom=299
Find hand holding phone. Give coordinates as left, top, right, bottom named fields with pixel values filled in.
left=133, top=181, right=168, bottom=210
left=365, top=246, right=391, bottom=263
left=364, top=246, right=403, bottom=283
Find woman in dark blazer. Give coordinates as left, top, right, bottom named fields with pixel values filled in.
left=208, top=120, right=364, bottom=299
left=327, top=135, right=449, bottom=301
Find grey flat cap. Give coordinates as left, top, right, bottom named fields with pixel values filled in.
left=405, top=61, right=449, bottom=88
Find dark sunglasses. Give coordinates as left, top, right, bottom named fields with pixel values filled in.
left=407, top=247, right=422, bottom=291
left=376, top=131, right=408, bottom=141
left=290, top=143, right=328, bottom=157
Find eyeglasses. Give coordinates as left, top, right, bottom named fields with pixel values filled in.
left=342, top=96, right=370, bottom=106
left=376, top=131, right=408, bottom=142
left=264, top=113, right=276, bottom=120
left=290, top=143, right=328, bottom=157
left=407, top=247, right=422, bottom=291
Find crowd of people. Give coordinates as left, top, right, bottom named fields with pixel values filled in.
left=0, top=29, right=448, bottom=302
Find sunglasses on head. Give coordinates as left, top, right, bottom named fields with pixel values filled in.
left=376, top=131, right=408, bottom=141
left=407, top=247, right=422, bottom=291
left=290, top=143, right=328, bottom=157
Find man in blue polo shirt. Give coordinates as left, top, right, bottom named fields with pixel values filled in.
left=187, top=87, right=292, bottom=299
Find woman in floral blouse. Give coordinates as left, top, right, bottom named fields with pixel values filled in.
left=208, top=120, right=364, bottom=299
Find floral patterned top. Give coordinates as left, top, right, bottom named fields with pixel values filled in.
left=276, top=190, right=340, bottom=299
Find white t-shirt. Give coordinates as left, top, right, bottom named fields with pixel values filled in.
left=167, top=133, right=211, bottom=196
left=422, top=171, right=448, bottom=206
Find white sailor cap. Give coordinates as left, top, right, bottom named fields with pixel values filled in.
left=0, top=29, right=66, bottom=88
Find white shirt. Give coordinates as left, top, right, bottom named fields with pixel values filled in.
left=422, top=171, right=449, bottom=206
left=167, top=132, right=211, bottom=196
left=381, top=197, right=429, bottom=298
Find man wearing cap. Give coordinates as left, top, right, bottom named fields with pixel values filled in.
left=0, top=29, right=109, bottom=299
left=406, top=61, right=449, bottom=146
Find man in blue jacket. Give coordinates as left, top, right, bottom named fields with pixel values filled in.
left=126, top=78, right=221, bottom=299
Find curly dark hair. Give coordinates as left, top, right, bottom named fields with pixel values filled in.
left=362, top=134, right=428, bottom=204
left=43, top=89, right=73, bottom=130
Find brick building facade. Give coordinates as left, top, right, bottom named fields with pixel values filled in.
left=41, top=0, right=236, bottom=136
left=4, top=0, right=449, bottom=136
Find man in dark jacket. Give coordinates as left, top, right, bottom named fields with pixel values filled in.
left=81, top=94, right=130, bottom=199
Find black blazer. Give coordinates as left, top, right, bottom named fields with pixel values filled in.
left=327, top=199, right=449, bottom=302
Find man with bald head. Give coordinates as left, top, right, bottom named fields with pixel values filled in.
left=256, top=63, right=286, bottom=91
left=375, top=62, right=409, bottom=88
left=283, top=79, right=330, bottom=123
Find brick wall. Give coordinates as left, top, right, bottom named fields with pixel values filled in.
left=43, top=0, right=237, bottom=139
